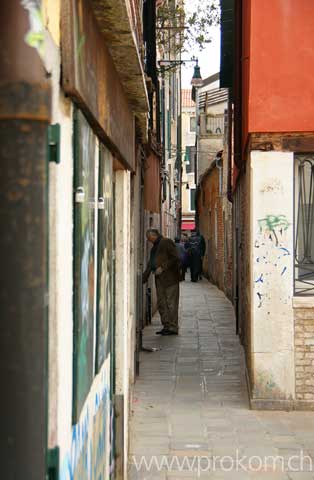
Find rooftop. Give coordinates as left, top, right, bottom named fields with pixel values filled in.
left=182, top=89, right=195, bottom=108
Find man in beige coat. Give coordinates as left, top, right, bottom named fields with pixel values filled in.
left=143, top=229, right=180, bottom=335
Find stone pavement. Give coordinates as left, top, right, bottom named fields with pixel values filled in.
left=129, top=279, right=314, bottom=479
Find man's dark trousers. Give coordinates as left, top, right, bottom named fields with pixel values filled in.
left=155, top=276, right=179, bottom=333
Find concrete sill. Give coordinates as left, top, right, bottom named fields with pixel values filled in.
left=293, top=296, right=314, bottom=309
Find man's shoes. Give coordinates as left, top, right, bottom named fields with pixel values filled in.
left=156, top=329, right=165, bottom=335
left=161, top=329, right=178, bottom=336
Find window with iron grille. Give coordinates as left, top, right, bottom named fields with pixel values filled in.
left=294, top=154, right=314, bottom=295
left=206, top=114, right=224, bottom=135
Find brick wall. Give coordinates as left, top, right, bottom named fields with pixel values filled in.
left=223, top=204, right=233, bottom=300
left=294, top=306, right=314, bottom=405
left=197, top=158, right=232, bottom=295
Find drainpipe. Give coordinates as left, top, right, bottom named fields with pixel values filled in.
left=0, top=2, right=50, bottom=479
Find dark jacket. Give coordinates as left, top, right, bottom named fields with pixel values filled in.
left=143, top=236, right=180, bottom=287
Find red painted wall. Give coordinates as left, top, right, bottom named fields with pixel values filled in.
left=245, top=0, right=314, bottom=134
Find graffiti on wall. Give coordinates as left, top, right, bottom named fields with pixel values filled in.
left=258, top=214, right=290, bottom=246
left=60, top=369, right=113, bottom=480
left=254, top=214, right=292, bottom=310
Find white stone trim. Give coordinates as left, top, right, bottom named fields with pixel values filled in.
left=293, top=296, right=314, bottom=309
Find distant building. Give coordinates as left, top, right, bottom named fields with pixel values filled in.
left=197, top=73, right=228, bottom=181
left=181, top=89, right=196, bottom=234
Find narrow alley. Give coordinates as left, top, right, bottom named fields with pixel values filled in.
left=130, top=279, right=314, bottom=480
left=2, top=2, right=314, bottom=479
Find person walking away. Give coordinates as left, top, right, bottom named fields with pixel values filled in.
left=189, top=230, right=202, bottom=282
left=174, top=237, right=188, bottom=281
left=143, top=229, right=180, bottom=335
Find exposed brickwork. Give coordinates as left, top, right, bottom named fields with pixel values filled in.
left=197, top=155, right=233, bottom=298
left=294, top=308, right=314, bottom=403
left=222, top=136, right=233, bottom=300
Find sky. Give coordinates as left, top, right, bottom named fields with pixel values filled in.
left=181, top=0, right=221, bottom=88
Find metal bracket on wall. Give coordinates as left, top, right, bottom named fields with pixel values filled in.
left=46, top=446, right=60, bottom=480
left=48, top=124, right=61, bottom=164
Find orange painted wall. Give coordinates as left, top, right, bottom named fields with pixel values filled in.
left=241, top=0, right=251, bottom=147
left=246, top=0, right=314, bottom=134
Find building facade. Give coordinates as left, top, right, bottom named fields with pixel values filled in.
left=181, top=89, right=196, bottom=234
left=0, top=1, right=161, bottom=478
left=157, top=0, right=183, bottom=239
left=221, top=0, right=314, bottom=410
left=196, top=73, right=227, bottom=182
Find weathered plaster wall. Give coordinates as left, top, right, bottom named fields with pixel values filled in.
left=250, top=151, right=295, bottom=401
left=42, top=0, right=60, bottom=44
left=198, top=137, right=223, bottom=180
left=115, top=170, right=132, bottom=478
left=44, top=18, right=74, bottom=459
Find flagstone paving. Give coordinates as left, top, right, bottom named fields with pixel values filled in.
left=129, top=279, right=314, bottom=479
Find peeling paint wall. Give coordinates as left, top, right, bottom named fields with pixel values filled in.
left=115, top=170, right=132, bottom=478
left=42, top=0, right=60, bottom=44
left=44, top=13, right=74, bottom=459
left=250, top=151, right=295, bottom=400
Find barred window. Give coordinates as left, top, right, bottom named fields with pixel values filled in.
left=206, top=114, right=224, bottom=135
left=294, top=154, right=314, bottom=295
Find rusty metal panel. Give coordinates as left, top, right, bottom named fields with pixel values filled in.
left=61, top=0, right=135, bottom=171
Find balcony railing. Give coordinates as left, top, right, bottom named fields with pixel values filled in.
left=205, top=114, right=224, bottom=135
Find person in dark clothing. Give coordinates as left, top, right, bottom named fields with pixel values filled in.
left=188, top=230, right=206, bottom=282
left=174, top=237, right=188, bottom=281
left=143, top=229, right=181, bottom=335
